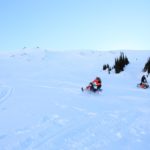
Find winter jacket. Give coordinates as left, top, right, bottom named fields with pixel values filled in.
left=92, top=79, right=101, bottom=87
left=141, top=75, right=147, bottom=84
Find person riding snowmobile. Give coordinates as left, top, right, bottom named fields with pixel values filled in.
left=86, top=77, right=102, bottom=92
left=140, top=75, right=149, bottom=88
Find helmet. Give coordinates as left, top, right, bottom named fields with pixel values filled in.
left=143, top=75, right=146, bottom=78
left=96, top=77, right=101, bottom=81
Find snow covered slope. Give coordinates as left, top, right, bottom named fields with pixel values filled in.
left=0, top=49, right=150, bottom=150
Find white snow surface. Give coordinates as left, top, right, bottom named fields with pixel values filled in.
left=0, top=49, right=150, bottom=150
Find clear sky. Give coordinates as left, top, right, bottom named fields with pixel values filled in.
left=0, top=0, right=150, bottom=51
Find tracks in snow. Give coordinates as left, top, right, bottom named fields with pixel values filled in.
left=0, top=84, right=13, bottom=105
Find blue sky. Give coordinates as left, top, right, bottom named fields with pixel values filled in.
left=0, top=0, right=150, bottom=51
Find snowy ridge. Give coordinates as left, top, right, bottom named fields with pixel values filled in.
left=0, top=49, right=150, bottom=150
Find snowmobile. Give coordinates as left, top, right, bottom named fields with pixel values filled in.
left=137, top=83, right=149, bottom=89
left=81, top=87, right=102, bottom=93
left=81, top=82, right=102, bottom=93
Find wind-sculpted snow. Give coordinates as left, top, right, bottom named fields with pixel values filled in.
left=0, top=49, right=150, bottom=150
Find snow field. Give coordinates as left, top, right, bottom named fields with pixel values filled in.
left=0, top=49, right=150, bottom=150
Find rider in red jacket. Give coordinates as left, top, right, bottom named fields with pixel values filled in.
left=86, top=77, right=102, bottom=92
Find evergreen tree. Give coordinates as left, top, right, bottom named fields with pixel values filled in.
left=143, top=57, right=150, bottom=73
left=102, top=52, right=129, bottom=74
left=103, top=64, right=107, bottom=70
left=114, top=52, right=129, bottom=74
